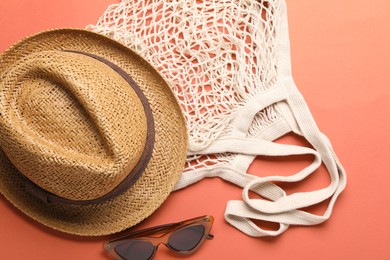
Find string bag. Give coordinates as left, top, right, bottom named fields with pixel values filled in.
left=88, top=0, right=346, bottom=237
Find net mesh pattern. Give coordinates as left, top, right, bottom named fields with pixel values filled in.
left=88, top=0, right=284, bottom=173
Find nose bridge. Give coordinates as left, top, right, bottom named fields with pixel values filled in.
left=146, top=228, right=175, bottom=247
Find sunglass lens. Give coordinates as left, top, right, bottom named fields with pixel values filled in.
left=114, top=240, right=156, bottom=260
left=168, top=224, right=205, bottom=252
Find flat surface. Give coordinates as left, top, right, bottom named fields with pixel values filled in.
left=1, top=0, right=389, bottom=259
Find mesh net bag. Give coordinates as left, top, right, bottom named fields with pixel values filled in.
left=88, top=0, right=346, bottom=237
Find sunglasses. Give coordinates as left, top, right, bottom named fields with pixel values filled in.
left=103, top=215, right=214, bottom=260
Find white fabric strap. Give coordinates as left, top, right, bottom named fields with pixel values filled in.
left=176, top=137, right=321, bottom=188
left=175, top=133, right=336, bottom=237
left=225, top=141, right=345, bottom=237
left=230, top=86, right=287, bottom=137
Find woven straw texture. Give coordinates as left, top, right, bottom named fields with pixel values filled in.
left=0, top=29, right=188, bottom=236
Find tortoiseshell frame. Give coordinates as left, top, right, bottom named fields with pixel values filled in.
left=103, top=215, right=214, bottom=259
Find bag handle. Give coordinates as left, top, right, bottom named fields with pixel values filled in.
left=224, top=134, right=345, bottom=237
left=174, top=84, right=346, bottom=236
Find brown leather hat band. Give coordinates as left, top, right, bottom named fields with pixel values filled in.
left=24, top=51, right=155, bottom=205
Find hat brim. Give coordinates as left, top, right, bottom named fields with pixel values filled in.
left=0, top=29, right=188, bottom=236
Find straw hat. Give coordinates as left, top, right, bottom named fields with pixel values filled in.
left=0, top=29, right=187, bottom=236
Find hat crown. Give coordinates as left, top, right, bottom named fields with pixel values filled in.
left=0, top=50, right=148, bottom=201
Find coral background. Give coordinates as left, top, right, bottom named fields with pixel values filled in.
left=1, top=1, right=389, bottom=259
